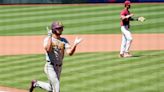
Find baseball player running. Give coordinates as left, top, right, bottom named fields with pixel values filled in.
left=29, top=21, right=82, bottom=92
left=119, top=0, right=145, bottom=58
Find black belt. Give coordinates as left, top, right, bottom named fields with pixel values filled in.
left=47, top=61, right=62, bottom=67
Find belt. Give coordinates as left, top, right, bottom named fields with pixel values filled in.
left=47, top=61, right=62, bottom=67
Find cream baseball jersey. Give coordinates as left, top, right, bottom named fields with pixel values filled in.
left=43, top=37, right=71, bottom=65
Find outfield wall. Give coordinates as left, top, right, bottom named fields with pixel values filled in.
left=0, top=0, right=164, bottom=4
left=2, top=0, right=62, bottom=4
left=88, top=0, right=164, bottom=3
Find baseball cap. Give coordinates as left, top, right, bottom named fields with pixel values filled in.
left=124, top=0, right=131, bottom=6
left=51, top=21, right=64, bottom=30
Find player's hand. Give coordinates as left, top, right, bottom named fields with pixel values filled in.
left=74, top=37, right=83, bottom=45
left=138, top=16, right=145, bottom=22
left=46, top=27, right=52, bottom=37
left=130, top=14, right=134, bottom=16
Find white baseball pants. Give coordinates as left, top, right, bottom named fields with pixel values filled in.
left=120, top=26, right=133, bottom=54
left=35, top=62, right=62, bottom=92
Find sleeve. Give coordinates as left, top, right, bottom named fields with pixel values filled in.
left=61, top=38, right=71, bottom=49
left=120, top=10, right=125, bottom=16
left=65, top=43, right=71, bottom=49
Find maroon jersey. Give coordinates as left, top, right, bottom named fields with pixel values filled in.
left=120, top=9, right=131, bottom=27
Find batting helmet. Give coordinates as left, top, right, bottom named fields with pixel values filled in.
left=124, top=0, right=131, bottom=6
left=51, top=21, right=64, bottom=30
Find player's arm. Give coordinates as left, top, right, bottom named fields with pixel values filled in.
left=130, top=16, right=146, bottom=22
left=65, top=37, right=82, bottom=56
left=121, top=14, right=134, bottom=20
left=66, top=44, right=77, bottom=56
left=129, top=17, right=138, bottom=21
left=44, top=37, right=53, bottom=52
left=122, top=15, right=139, bottom=21
left=44, top=29, right=53, bottom=52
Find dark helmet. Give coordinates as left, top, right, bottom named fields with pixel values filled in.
left=51, top=21, right=64, bottom=30
left=124, top=0, right=131, bottom=6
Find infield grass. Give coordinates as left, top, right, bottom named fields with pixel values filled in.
left=0, top=3, right=164, bottom=35
left=0, top=50, right=163, bottom=92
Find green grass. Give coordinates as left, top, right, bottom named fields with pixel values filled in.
left=0, top=50, right=164, bottom=92
left=0, top=3, right=164, bottom=35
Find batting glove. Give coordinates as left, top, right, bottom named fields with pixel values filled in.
left=46, top=27, right=52, bottom=37
left=74, top=37, right=83, bottom=45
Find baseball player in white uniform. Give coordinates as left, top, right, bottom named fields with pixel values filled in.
left=29, top=21, right=82, bottom=92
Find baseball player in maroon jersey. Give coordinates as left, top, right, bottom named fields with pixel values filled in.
left=29, top=21, right=82, bottom=92
left=120, top=0, right=145, bottom=57
left=119, top=0, right=137, bottom=58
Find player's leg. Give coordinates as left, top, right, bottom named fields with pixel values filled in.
left=123, top=27, right=133, bottom=57
left=35, top=81, right=52, bottom=91
left=52, top=65, right=62, bottom=92
left=57, top=65, right=62, bottom=80
left=121, top=26, right=133, bottom=57
left=32, top=62, right=60, bottom=92
left=31, top=62, right=55, bottom=91
left=120, top=34, right=127, bottom=57
left=46, top=62, right=60, bottom=92
left=125, top=38, right=132, bottom=57
left=29, top=62, right=52, bottom=92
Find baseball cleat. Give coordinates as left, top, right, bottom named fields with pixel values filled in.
left=29, top=80, right=37, bottom=92
left=124, top=52, right=132, bottom=57
left=119, top=54, right=124, bottom=58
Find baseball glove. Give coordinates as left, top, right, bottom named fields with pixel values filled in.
left=138, top=16, right=145, bottom=22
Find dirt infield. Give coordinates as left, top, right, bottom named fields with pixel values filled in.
left=0, top=86, right=27, bottom=92
left=0, top=34, right=164, bottom=56
left=0, top=34, right=164, bottom=92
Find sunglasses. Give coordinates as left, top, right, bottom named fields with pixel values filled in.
left=55, top=27, right=63, bottom=30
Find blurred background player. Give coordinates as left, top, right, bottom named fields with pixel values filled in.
left=120, top=0, right=134, bottom=58
left=29, top=21, right=82, bottom=92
